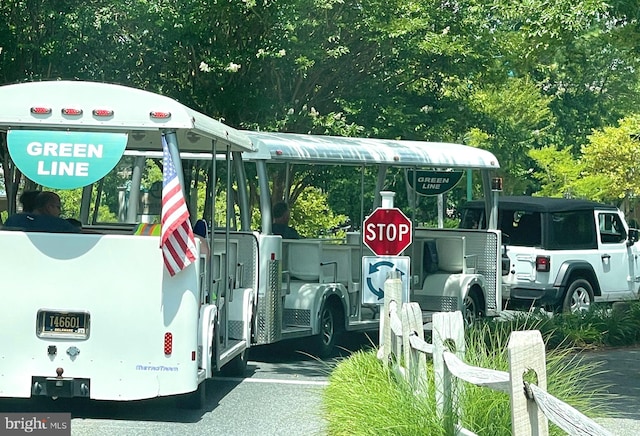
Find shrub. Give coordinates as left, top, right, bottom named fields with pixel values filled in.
left=323, top=303, right=628, bottom=435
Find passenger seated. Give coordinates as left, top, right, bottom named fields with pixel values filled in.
left=19, top=190, right=40, bottom=213
left=3, top=191, right=80, bottom=233
left=272, top=202, right=300, bottom=239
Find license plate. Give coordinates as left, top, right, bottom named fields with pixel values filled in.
left=37, top=310, right=90, bottom=339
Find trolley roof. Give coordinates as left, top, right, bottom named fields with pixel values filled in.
left=244, top=131, right=500, bottom=169
left=0, top=81, right=254, bottom=153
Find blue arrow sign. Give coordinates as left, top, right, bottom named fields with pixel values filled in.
left=368, top=260, right=394, bottom=274
left=366, top=277, right=385, bottom=300
left=362, top=256, right=411, bottom=305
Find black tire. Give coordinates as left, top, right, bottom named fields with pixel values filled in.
left=220, top=348, right=248, bottom=377
left=463, top=291, right=481, bottom=326
left=312, top=303, right=338, bottom=358
left=561, top=279, right=594, bottom=313
left=176, top=381, right=206, bottom=410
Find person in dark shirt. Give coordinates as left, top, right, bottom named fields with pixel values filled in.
left=272, top=201, right=300, bottom=239
left=18, top=190, right=40, bottom=213
left=3, top=191, right=80, bottom=233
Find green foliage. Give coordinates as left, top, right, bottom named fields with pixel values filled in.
left=324, top=349, right=444, bottom=436
left=462, top=321, right=612, bottom=434
left=290, top=186, right=348, bottom=238
left=473, top=302, right=640, bottom=351
left=581, top=114, right=640, bottom=212
left=465, top=78, right=556, bottom=195
left=324, top=309, right=616, bottom=435
left=528, top=145, right=583, bottom=198
left=529, top=115, right=640, bottom=209
left=1, top=0, right=640, bottom=221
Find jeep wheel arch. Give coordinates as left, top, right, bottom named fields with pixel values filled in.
left=554, top=261, right=601, bottom=297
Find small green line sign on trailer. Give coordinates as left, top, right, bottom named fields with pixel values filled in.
left=406, top=169, right=463, bottom=196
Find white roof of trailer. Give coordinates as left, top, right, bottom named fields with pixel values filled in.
left=244, top=131, right=500, bottom=169
left=0, top=81, right=254, bottom=152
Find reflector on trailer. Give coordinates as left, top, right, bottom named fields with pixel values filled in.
left=164, top=332, right=173, bottom=355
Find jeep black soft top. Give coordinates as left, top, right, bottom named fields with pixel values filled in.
left=462, top=196, right=618, bottom=213
left=459, top=196, right=620, bottom=249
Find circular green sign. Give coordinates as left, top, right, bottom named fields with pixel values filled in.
left=8, top=130, right=128, bottom=189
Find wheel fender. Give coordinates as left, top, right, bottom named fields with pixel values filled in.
left=230, top=287, right=255, bottom=342
left=554, top=261, right=600, bottom=296
left=199, top=304, right=217, bottom=378
left=314, top=284, right=348, bottom=335
left=453, top=274, right=486, bottom=312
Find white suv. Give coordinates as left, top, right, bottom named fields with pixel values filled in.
left=460, top=196, right=640, bottom=313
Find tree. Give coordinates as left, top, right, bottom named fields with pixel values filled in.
left=580, top=115, right=640, bottom=214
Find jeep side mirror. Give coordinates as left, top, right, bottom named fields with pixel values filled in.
left=628, top=228, right=639, bottom=246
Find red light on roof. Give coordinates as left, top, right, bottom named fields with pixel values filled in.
left=275, top=150, right=283, bottom=155
left=30, top=107, right=52, bottom=115
left=150, top=111, right=171, bottom=119
left=92, top=109, right=114, bottom=117
left=62, top=108, right=83, bottom=116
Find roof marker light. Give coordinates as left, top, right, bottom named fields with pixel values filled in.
left=150, top=111, right=171, bottom=119
left=30, top=107, right=52, bottom=115
left=93, top=109, right=114, bottom=117
left=275, top=150, right=283, bottom=155
left=62, top=108, right=83, bottom=116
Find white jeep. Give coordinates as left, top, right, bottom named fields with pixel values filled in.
left=460, top=196, right=640, bottom=313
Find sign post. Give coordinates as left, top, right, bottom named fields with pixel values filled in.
left=363, top=191, right=413, bottom=348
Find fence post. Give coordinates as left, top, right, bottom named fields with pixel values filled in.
left=433, top=311, right=465, bottom=431
left=380, top=271, right=403, bottom=367
left=508, top=330, right=548, bottom=436
left=402, top=302, right=427, bottom=393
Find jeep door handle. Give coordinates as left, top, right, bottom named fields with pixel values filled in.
left=601, top=254, right=611, bottom=261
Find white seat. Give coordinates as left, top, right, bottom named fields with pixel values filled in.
left=287, top=241, right=322, bottom=281
left=422, top=237, right=465, bottom=293
left=435, top=237, right=464, bottom=273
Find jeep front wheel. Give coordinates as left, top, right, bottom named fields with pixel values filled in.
left=561, top=279, right=594, bottom=313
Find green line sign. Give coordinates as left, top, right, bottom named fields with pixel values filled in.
left=406, top=170, right=463, bottom=196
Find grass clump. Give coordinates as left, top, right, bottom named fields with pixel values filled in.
left=460, top=321, right=613, bottom=435
left=323, top=349, right=444, bottom=435
left=323, top=304, right=624, bottom=435
left=481, top=301, right=640, bottom=350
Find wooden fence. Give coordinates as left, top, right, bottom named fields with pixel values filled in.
left=378, top=276, right=613, bottom=436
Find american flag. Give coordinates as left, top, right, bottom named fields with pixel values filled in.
left=161, top=136, right=197, bottom=276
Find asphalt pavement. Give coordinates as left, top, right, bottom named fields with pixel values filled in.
left=581, top=346, right=640, bottom=435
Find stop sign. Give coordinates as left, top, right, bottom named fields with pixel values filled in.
left=362, top=208, right=413, bottom=256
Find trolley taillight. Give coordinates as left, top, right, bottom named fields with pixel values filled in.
left=164, top=332, right=173, bottom=355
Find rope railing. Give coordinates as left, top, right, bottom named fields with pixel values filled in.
left=378, top=275, right=613, bottom=436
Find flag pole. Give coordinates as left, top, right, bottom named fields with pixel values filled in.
left=163, top=131, right=188, bottom=199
